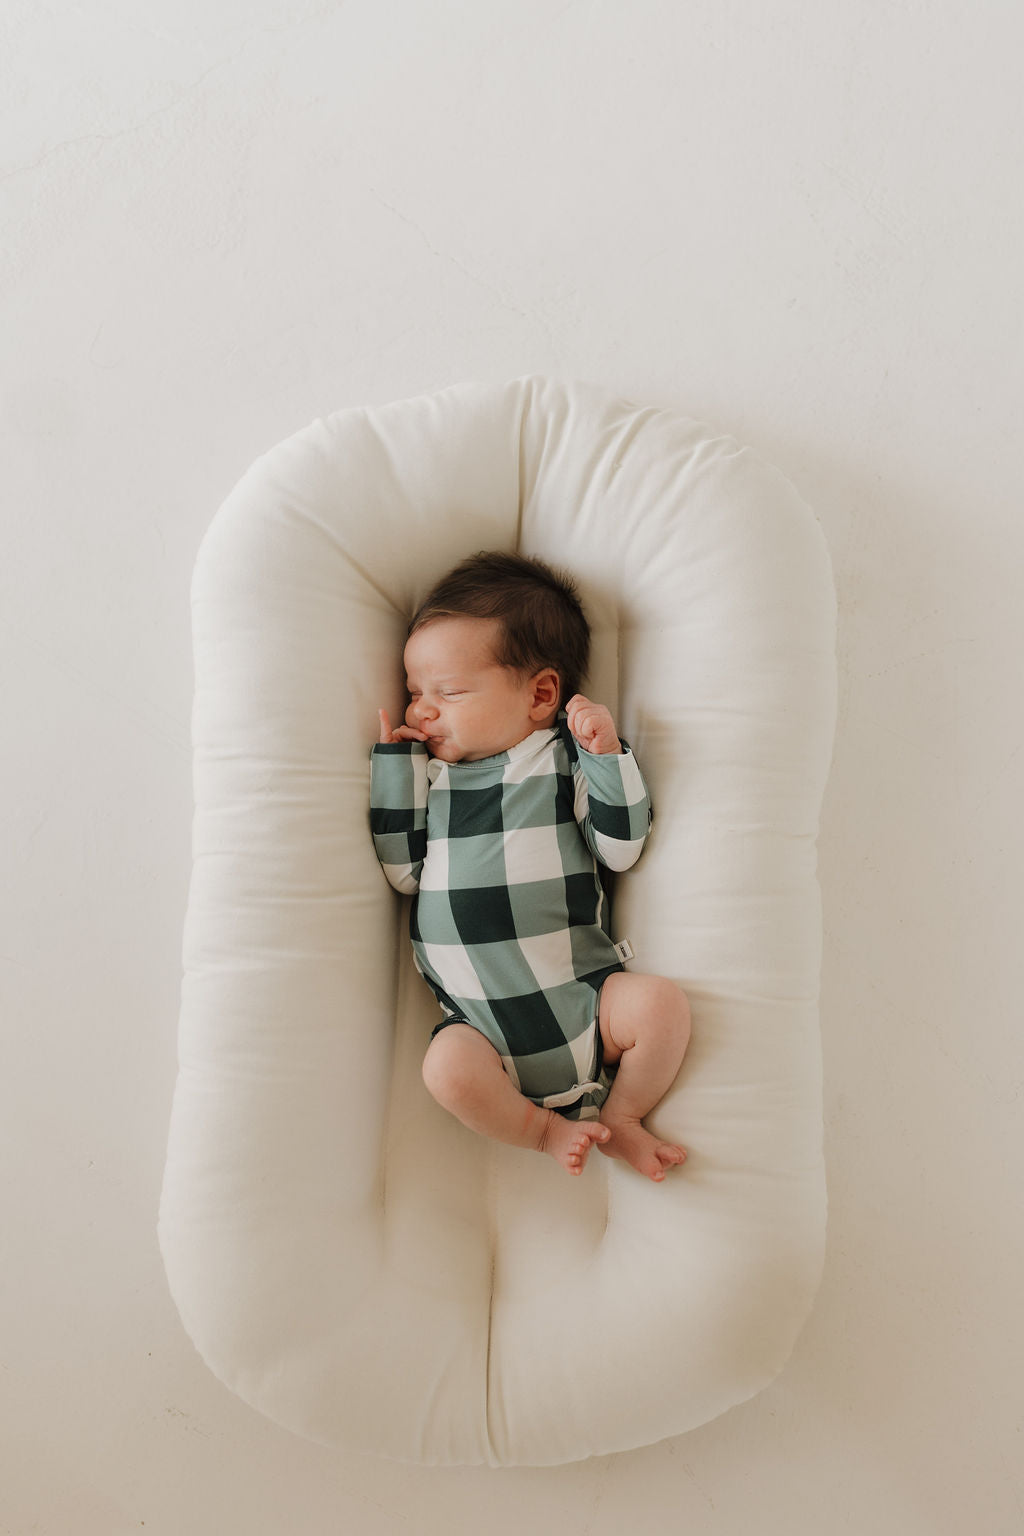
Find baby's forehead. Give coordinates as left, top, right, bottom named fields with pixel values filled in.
left=404, top=615, right=502, bottom=673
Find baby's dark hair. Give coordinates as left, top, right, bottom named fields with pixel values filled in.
left=409, top=550, right=590, bottom=707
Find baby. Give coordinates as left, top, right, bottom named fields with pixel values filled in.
left=370, top=551, right=690, bottom=1181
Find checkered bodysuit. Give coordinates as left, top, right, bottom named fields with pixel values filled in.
left=369, top=713, right=653, bottom=1119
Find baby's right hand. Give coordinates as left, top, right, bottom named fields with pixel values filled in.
left=378, top=708, right=428, bottom=745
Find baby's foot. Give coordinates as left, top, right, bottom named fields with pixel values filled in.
left=598, top=1116, right=687, bottom=1182
left=537, top=1114, right=611, bottom=1176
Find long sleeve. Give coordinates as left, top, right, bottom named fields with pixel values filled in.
left=369, top=741, right=429, bottom=894
left=571, top=740, right=653, bottom=872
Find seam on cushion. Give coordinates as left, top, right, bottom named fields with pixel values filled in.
left=514, top=379, right=528, bottom=551
left=616, top=604, right=623, bottom=707
left=378, top=905, right=411, bottom=1221
left=337, top=548, right=407, bottom=616
left=483, top=1146, right=498, bottom=1464
left=290, top=504, right=407, bottom=617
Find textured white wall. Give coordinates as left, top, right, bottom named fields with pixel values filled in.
left=3, top=1, right=1021, bottom=1531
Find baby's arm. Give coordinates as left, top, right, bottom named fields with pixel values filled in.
left=369, top=711, right=430, bottom=894
left=565, top=694, right=653, bottom=872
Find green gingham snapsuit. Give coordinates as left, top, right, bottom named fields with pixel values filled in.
left=369, top=712, right=653, bottom=1120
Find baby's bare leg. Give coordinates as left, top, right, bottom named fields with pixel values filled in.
left=597, top=972, right=690, bottom=1181
left=422, top=1024, right=610, bottom=1176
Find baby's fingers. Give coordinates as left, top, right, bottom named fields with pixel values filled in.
left=379, top=710, right=429, bottom=745
left=568, top=700, right=597, bottom=737
left=565, top=694, right=589, bottom=734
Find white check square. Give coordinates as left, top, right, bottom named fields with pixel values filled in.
left=419, top=836, right=450, bottom=892
left=517, top=927, right=576, bottom=990
left=501, top=825, right=567, bottom=885
left=418, top=940, right=487, bottom=1000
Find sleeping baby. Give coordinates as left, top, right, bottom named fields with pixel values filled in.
left=370, top=551, right=689, bottom=1180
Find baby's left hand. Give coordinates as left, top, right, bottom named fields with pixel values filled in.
left=565, top=695, right=622, bottom=755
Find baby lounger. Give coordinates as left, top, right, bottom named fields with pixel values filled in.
left=159, top=376, right=837, bottom=1466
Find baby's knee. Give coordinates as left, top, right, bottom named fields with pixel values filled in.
left=602, top=971, right=690, bottom=1058
left=639, top=974, right=691, bottom=1046
left=421, top=1031, right=459, bottom=1106
left=421, top=1025, right=496, bottom=1110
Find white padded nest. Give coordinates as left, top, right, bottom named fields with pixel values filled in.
left=159, top=377, right=836, bottom=1466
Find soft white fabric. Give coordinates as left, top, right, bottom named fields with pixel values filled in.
left=158, top=377, right=836, bottom=1466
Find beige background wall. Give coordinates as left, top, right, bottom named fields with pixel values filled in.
left=3, top=1, right=1021, bottom=1530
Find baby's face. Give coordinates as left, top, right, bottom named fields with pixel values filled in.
left=403, top=616, right=556, bottom=763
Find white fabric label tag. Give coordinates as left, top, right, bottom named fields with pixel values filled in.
left=614, top=939, right=635, bottom=963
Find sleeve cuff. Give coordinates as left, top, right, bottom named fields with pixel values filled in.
left=575, top=741, right=632, bottom=761
left=371, top=740, right=429, bottom=757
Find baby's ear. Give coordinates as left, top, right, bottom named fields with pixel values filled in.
left=530, top=667, right=561, bottom=716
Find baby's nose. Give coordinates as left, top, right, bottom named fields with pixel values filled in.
left=408, top=697, right=438, bottom=724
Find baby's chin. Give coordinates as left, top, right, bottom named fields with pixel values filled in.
left=425, top=737, right=499, bottom=764
left=424, top=737, right=461, bottom=761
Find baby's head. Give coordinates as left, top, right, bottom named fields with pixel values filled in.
left=403, top=551, right=590, bottom=763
